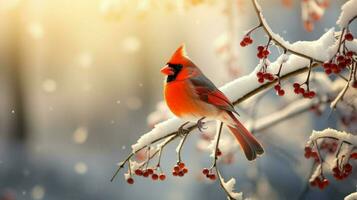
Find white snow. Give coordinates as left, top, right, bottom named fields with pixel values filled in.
left=307, top=128, right=357, bottom=146
left=132, top=117, right=194, bottom=152
left=220, top=177, right=243, bottom=200
left=346, top=39, right=357, bottom=53
left=345, top=192, right=357, bottom=200
left=337, top=0, right=357, bottom=28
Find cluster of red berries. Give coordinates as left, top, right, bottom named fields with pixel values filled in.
left=128, top=168, right=166, bottom=184
left=332, top=163, right=353, bottom=180
left=323, top=55, right=352, bottom=75
left=293, top=83, right=316, bottom=98
left=256, top=45, right=270, bottom=59
left=274, top=84, right=285, bottom=96
left=256, top=71, right=274, bottom=83
left=320, top=140, right=337, bottom=153
left=172, top=162, right=188, bottom=177
left=240, top=36, right=253, bottom=47
left=345, top=32, right=354, bottom=41
left=309, top=176, right=329, bottom=190
left=202, top=168, right=216, bottom=181
left=304, top=146, right=319, bottom=162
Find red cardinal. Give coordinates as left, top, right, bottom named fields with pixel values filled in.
left=161, top=44, right=264, bottom=161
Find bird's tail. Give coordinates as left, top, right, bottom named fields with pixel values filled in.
left=226, top=112, right=264, bottom=161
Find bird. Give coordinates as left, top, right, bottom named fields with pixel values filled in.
left=160, top=44, right=264, bottom=161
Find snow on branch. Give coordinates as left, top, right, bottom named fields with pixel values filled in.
left=304, top=128, right=357, bottom=189
left=307, top=128, right=357, bottom=146
left=345, top=192, right=357, bottom=200
left=337, top=0, right=357, bottom=28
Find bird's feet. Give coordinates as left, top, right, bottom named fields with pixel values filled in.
left=178, top=122, right=190, bottom=137
left=197, top=117, right=207, bottom=132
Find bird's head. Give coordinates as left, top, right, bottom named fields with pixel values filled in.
left=161, top=44, right=198, bottom=82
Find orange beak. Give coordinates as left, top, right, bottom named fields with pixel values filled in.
left=160, top=65, right=174, bottom=75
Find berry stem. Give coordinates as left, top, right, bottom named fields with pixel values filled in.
left=176, top=130, right=189, bottom=163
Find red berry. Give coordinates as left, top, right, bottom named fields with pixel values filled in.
left=147, top=168, right=154, bottom=175
left=257, top=46, right=264, bottom=51
left=277, top=89, right=285, bottom=96
left=209, top=174, right=216, bottom=180
left=337, top=55, right=345, bottom=62
left=258, top=78, right=264, bottom=83
left=352, top=152, right=357, bottom=159
left=178, top=162, right=185, bottom=169
left=267, top=74, right=274, bottom=81
left=178, top=171, right=184, bottom=177
left=172, top=171, right=178, bottom=176
left=202, top=168, right=209, bottom=175
left=332, top=167, right=340, bottom=173
left=182, top=168, right=188, bottom=174
left=243, top=36, right=251, bottom=44
left=345, top=33, right=354, bottom=41
left=135, top=169, right=143, bottom=176
left=322, top=63, right=330, bottom=69
left=346, top=51, right=354, bottom=57
left=304, top=152, right=311, bottom=158
left=263, top=50, right=270, bottom=56
left=257, top=52, right=264, bottom=59
left=159, top=174, right=166, bottom=181
left=274, top=85, right=281, bottom=91
left=308, top=91, right=316, bottom=98
left=299, top=88, right=305, bottom=94
left=345, top=58, right=352, bottom=65
left=152, top=173, right=158, bottom=180
left=240, top=41, right=246, bottom=47
left=294, top=88, right=300, bottom=94
left=143, top=171, right=149, bottom=177
left=127, top=177, right=134, bottom=184
left=173, top=166, right=180, bottom=172
left=325, top=68, right=332, bottom=74
left=256, top=71, right=263, bottom=78
left=293, top=83, right=300, bottom=88
left=344, top=163, right=352, bottom=173
left=304, top=146, right=312, bottom=153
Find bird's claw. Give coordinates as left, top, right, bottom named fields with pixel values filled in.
left=178, top=127, right=189, bottom=137
left=178, top=122, right=190, bottom=137
left=197, top=118, right=207, bottom=132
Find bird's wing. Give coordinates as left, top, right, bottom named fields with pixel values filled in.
left=190, top=75, right=238, bottom=115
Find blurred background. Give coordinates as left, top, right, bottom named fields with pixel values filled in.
left=0, top=0, right=355, bottom=199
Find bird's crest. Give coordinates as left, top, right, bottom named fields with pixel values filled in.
left=169, top=44, right=188, bottom=64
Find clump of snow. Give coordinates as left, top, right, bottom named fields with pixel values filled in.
left=345, top=192, right=357, bottom=200
left=337, top=0, right=357, bottom=28
left=132, top=117, right=194, bottom=152
left=307, top=128, right=357, bottom=146
left=220, top=177, right=243, bottom=200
